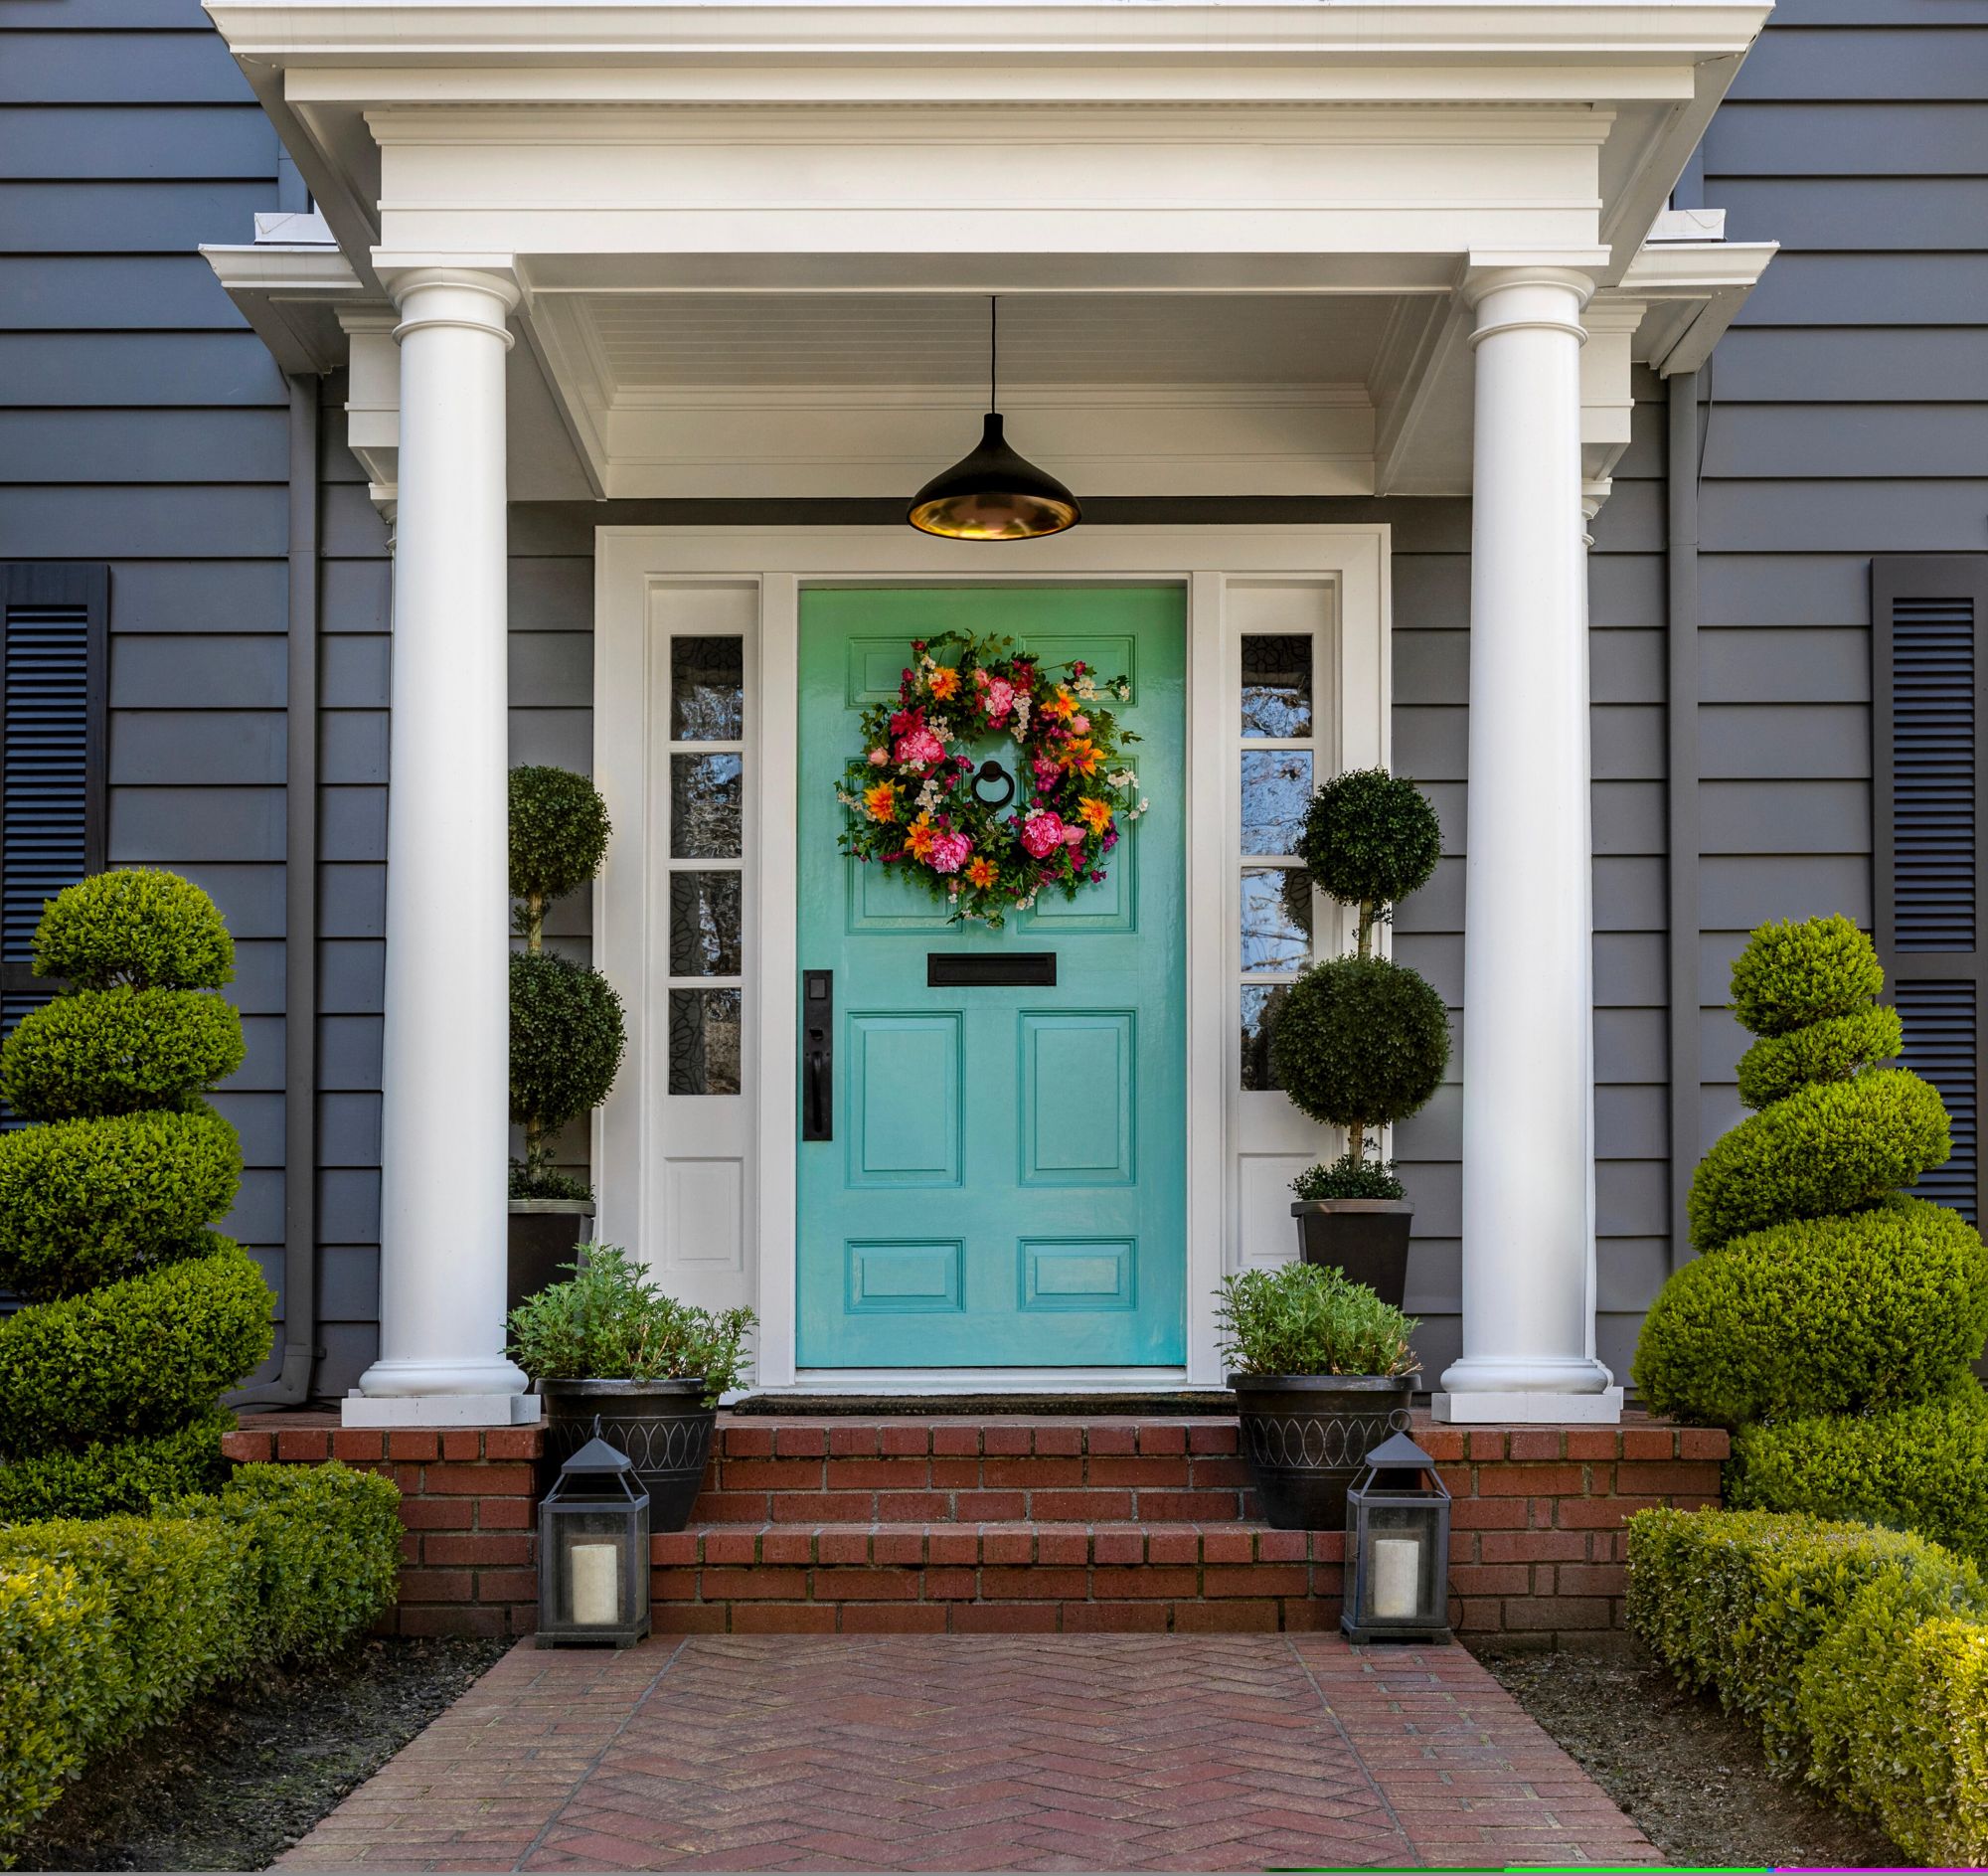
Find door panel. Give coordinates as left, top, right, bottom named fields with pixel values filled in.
left=796, top=585, right=1186, bottom=1367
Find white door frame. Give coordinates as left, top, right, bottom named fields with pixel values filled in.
left=593, top=525, right=1389, bottom=1390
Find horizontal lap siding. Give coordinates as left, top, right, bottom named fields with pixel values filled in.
left=0, top=6, right=294, bottom=1370
left=1694, top=13, right=1988, bottom=1154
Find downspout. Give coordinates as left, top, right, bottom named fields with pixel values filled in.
left=231, top=372, right=322, bottom=1408
left=1666, top=369, right=1702, bottom=1275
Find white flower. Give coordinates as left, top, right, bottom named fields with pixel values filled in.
left=1116, top=683, right=1131, bottom=700
left=1138, top=797, right=1150, bottom=813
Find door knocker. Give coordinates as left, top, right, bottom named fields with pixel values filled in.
left=970, top=759, right=1017, bottom=810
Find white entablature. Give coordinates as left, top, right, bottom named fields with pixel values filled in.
left=202, top=0, right=1774, bottom=506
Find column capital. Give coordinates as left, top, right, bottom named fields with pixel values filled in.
left=374, top=262, right=522, bottom=349
left=1462, top=264, right=1595, bottom=351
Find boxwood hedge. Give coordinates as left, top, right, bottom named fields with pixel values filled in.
left=1, top=986, right=246, bottom=1121
left=29, top=869, right=234, bottom=993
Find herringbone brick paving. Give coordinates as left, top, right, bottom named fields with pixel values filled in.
left=278, top=1633, right=1657, bottom=1871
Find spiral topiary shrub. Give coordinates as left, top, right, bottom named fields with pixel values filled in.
left=1635, top=1200, right=1988, bottom=1427
left=508, top=767, right=625, bottom=1200
left=0, top=870, right=269, bottom=1517
left=1633, top=913, right=1988, bottom=1558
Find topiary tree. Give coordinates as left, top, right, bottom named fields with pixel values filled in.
left=509, top=767, right=625, bottom=1201
left=1633, top=914, right=1988, bottom=1562
left=0, top=870, right=271, bottom=1521
left=1271, top=769, right=1448, bottom=1195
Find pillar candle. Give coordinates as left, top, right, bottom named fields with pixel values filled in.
left=1371, top=1534, right=1422, bottom=1620
left=569, top=1539, right=621, bottom=1625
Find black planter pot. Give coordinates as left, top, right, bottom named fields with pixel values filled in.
left=507, top=1200, right=593, bottom=1318
left=540, top=1378, right=717, bottom=1533
left=1228, top=1371, right=1417, bottom=1530
left=1291, top=1200, right=1413, bottom=1309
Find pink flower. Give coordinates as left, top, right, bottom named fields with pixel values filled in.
left=1062, top=823, right=1085, bottom=847
left=1030, top=754, right=1061, bottom=789
left=982, top=677, right=1017, bottom=724
left=1070, top=714, right=1090, bottom=735
left=1019, top=809, right=1068, bottom=859
left=868, top=747, right=889, bottom=766
left=889, top=707, right=920, bottom=737
left=893, top=727, right=944, bottom=767
left=927, top=831, right=972, bottom=874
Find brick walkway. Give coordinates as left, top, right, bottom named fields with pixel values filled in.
left=280, top=1634, right=1656, bottom=1871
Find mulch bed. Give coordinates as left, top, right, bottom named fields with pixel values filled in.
left=1482, top=1644, right=1914, bottom=1870
left=14, top=1633, right=514, bottom=1873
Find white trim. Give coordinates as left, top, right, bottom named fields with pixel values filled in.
left=596, top=525, right=1389, bottom=1391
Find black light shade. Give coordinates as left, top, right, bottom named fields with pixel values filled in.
left=908, top=412, right=1081, bottom=541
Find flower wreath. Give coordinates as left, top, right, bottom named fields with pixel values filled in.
left=836, top=630, right=1148, bottom=927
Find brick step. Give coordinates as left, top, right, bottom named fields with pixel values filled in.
left=695, top=1415, right=1256, bottom=1524
left=650, top=1521, right=1336, bottom=1634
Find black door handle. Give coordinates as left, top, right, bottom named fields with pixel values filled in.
left=802, top=969, right=833, bottom=1140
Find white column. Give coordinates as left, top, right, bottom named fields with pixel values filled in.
left=350, top=267, right=530, bottom=1426
left=1436, top=266, right=1621, bottom=1425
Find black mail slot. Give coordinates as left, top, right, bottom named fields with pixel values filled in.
left=927, top=951, right=1057, bottom=988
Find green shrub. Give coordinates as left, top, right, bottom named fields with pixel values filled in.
left=0, top=1408, right=232, bottom=1524
left=0, top=1515, right=253, bottom=1753
left=1, top=987, right=246, bottom=1121
left=1736, top=1003, right=1903, bottom=1110
left=510, top=765, right=612, bottom=916
left=1290, top=1151, right=1407, bottom=1202
left=508, top=1243, right=752, bottom=1403
left=30, top=869, right=234, bottom=992
left=1633, top=1199, right=1988, bottom=1426
left=0, top=1244, right=273, bottom=1457
left=0, top=1113, right=239, bottom=1302
left=1626, top=1505, right=1984, bottom=1768
left=1733, top=1386, right=1988, bottom=1567
left=1294, top=767, right=1441, bottom=921
left=1730, top=914, right=1885, bottom=1037
left=1267, top=954, right=1449, bottom=1135
left=509, top=948, right=625, bottom=1137
left=1686, top=1068, right=1948, bottom=1251
left=0, top=1560, right=111, bottom=1868
left=1214, top=1260, right=1419, bottom=1379
left=172, top=1464, right=401, bottom=1663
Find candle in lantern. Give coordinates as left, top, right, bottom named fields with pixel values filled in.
left=569, top=1540, right=621, bottom=1625
left=1372, top=1534, right=1422, bottom=1620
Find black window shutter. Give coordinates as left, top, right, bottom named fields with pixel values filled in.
left=0, top=564, right=107, bottom=1036
left=1874, top=555, right=1988, bottom=1223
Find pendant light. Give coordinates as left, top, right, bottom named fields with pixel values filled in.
left=908, top=298, right=1081, bottom=540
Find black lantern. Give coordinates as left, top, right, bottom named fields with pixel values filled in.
left=1341, top=1431, right=1453, bottom=1645
left=536, top=1432, right=651, bottom=1649
left=908, top=298, right=1080, bottom=541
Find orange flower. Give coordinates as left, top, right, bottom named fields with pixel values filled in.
left=1039, top=687, right=1077, bottom=721
left=965, top=856, right=998, bottom=889
left=1077, top=795, right=1113, bottom=835
left=906, top=811, right=938, bottom=860
left=927, top=665, right=960, bottom=701
left=1058, top=737, right=1100, bottom=777
left=862, top=780, right=899, bottom=823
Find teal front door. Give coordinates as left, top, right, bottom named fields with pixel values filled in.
left=796, top=586, right=1187, bottom=1367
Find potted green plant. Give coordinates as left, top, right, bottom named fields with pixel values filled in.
left=509, top=765, right=626, bottom=1313
left=508, top=1244, right=755, bottom=1531
left=1272, top=767, right=1449, bottom=1307
left=1218, top=1261, right=1420, bottom=1529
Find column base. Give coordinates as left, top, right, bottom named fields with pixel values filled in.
left=342, top=1388, right=541, bottom=1430
left=1432, top=1386, right=1623, bottom=1426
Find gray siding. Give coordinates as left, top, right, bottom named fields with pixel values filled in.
left=1691, top=0, right=1988, bottom=1162
left=0, top=0, right=298, bottom=1379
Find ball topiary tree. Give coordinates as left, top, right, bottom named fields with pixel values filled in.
left=1272, top=768, right=1449, bottom=1193
left=509, top=766, right=626, bottom=1201
left=1633, top=915, right=1988, bottom=1562
left=0, top=870, right=272, bottom=1521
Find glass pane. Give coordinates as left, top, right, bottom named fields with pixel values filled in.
left=1241, top=750, right=1313, bottom=857
left=1242, top=634, right=1313, bottom=738
left=669, top=871, right=743, bottom=977
left=670, top=636, right=745, bottom=742
left=1240, top=983, right=1288, bottom=1092
left=669, top=988, right=743, bottom=1096
left=1242, top=867, right=1311, bottom=972
left=670, top=754, right=743, bottom=859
